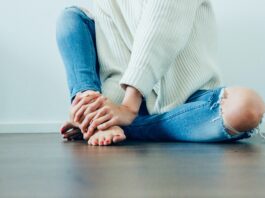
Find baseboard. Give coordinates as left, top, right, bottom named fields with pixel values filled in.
left=0, top=122, right=62, bottom=133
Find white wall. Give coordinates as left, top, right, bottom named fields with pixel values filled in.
left=0, top=0, right=264, bottom=133
left=214, top=0, right=265, bottom=91
left=0, top=0, right=93, bottom=132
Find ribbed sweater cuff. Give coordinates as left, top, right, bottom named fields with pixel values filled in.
left=119, top=66, right=155, bottom=98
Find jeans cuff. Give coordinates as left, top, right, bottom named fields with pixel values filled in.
left=70, top=85, right=101, bottom=103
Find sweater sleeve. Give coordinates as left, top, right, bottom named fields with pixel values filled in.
left=119, top=0, right=199, bottom=98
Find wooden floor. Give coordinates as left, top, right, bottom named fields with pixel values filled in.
left=1, top=133, right=265, bottom=198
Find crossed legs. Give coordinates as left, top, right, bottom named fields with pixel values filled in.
left=56, top=6, right=265, bottom=145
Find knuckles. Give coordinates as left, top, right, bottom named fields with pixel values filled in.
left=85, top=106, right=92, bottom=114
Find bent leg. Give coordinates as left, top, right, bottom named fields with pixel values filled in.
left=56, top=6, right=101, bottom=103
left=121, top=87, right=258, bottom=142
left=219, top=86, right=265, bottom=136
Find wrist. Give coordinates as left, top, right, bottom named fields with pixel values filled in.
left=122, top=85, right=143, bottom=114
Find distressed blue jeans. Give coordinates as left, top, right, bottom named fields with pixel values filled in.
left=56, top=6, right=262, bottom=142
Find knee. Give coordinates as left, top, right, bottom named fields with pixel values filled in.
left=56, top=6, right=85, bottom=38
left=220, top=86, right=264, bottom=134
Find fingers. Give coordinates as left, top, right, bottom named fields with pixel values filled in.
left=78, top=114, right=86, bottom=124
left=97, top=117, right=118, bottom=131
left=83, top=126, right=102, bottom=141
left=72, top=90, right=100, bottom=106
left=74, top=105, right=88, bottom=123
left=73, top=95, right=107, bottom=123
left=88, top=113, right=112, bottom=134
left=70, top=94, right=100, bottom=122
left=83, top=118, right=116, bottom=141
left=80, top=111, right=98, bottom=134
left=87, top=107, right=111, bottom=133
left=83, top=95, right=107, bottom=116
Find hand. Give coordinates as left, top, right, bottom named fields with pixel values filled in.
left=69, top=86, right=142, bottom=140
left=70, top=92, right=109, bottom=137
left=69, top=90, right=103, bottom=124
left=65, top=89, right=105, bottom=140
left=83, top=98, right=138, bottom=140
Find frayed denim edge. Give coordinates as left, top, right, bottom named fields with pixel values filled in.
left=210, top=86, right=234, bottom=139
left=211, top=86, right=262, bottom=141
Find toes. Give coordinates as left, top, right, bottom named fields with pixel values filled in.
left=113, top=134, right=126, bottom=143
left=91, top=137, right=99, bottom=146
left=87, top=127, right=126, bottom=146
left=88, top=133, right=99, bottom=146
left=98, top=135, right=105, bottom=146
left=88, top=137, right=93, bottom=145
left=60, top=121, right=74, bottom=134
left=104, top=134, right=113, bottom=145
left=63, top=128, right=81, bottom=140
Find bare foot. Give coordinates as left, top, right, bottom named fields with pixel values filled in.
left=88, top=126, right=126, bottom=146
left=60, top=121, right=83, bottom=141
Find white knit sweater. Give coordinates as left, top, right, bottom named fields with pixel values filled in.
left=79, top=0, right=224, bottom=114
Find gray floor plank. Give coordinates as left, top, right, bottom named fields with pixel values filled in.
left=0, top=133, right=265, bottom=198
